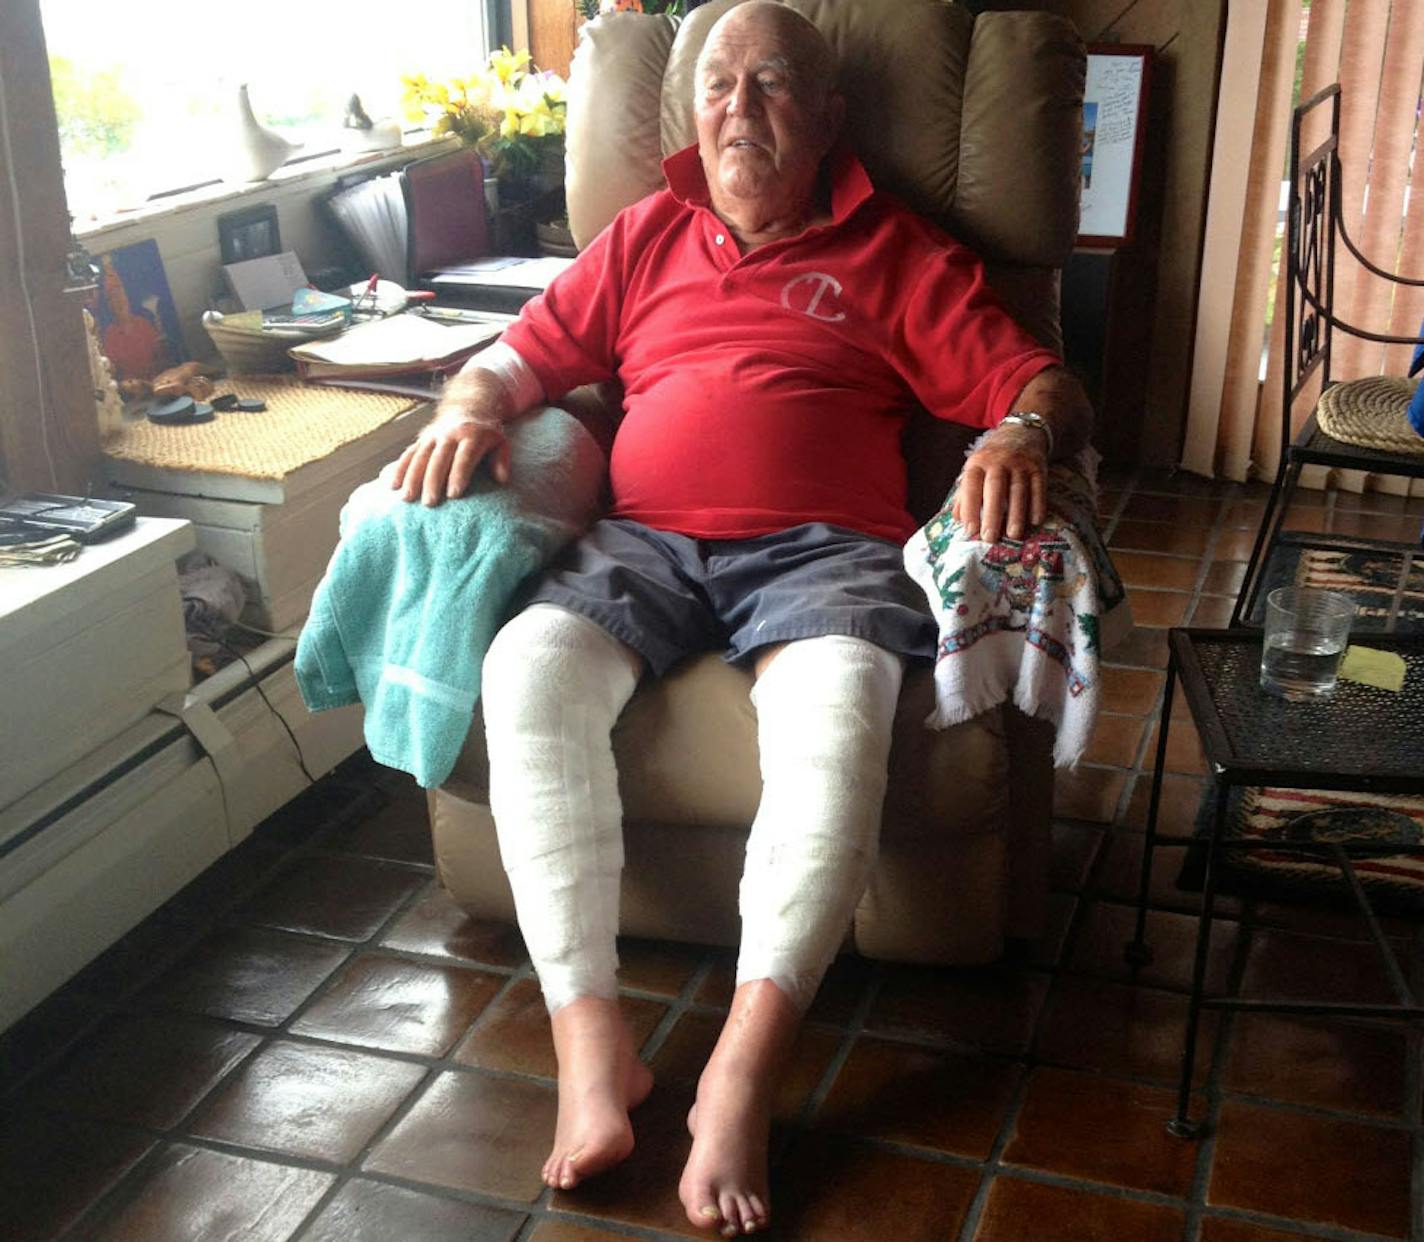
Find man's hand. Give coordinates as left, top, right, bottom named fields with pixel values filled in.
left=390, top=369, right=514, bottom=506
left=951, top=424, right=1048, bottom=543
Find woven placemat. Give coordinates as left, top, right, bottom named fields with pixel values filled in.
left=102, top=376, right=425, bottom=480
left=1179, top=783, right=1424, bottom=914
left=1317, top=376, right=1424, bottom=455
left=1259, top=542, right=1424, bottom=633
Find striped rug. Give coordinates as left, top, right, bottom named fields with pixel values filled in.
left=1182, top=784, right=1424, bottom=914
left=1293, top=546, right=1424, bottom=632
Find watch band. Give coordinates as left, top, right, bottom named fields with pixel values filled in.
left=999, top=411, right=1053, bottom=457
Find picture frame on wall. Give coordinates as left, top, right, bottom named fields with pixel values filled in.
left=1077, top=45, right=1153, bottom=248
left=218, top=203, right=282, bottom=264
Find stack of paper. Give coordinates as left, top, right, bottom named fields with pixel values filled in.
left=427, top=255, right=574, bottom=290
left=287, top=311, right=513, bottom=379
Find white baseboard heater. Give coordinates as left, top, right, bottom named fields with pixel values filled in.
left=0, top=637, right=364, bottom=1032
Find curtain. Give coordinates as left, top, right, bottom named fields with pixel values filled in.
left=1182, top=0, right=1424, bottom=497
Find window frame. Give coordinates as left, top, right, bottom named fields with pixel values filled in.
left=1, top=0, right=515, bottom=494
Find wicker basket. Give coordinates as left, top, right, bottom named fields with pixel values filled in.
left=202, top=310, right=343, bottom=375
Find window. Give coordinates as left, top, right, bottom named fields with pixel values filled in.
left=41, top=0, right=492, bottom=222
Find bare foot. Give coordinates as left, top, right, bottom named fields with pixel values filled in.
left=678, top=979, right=800, bottom=1235
left=680, top=1061, right=772, bottom=1235
left=542, top=996, right=654, bottom=1191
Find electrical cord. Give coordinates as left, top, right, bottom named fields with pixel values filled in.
left=217, top=634, right=317, bottom=786
left=229, top=618, right=299, bottom=641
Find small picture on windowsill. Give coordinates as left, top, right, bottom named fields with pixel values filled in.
left=218, top=203, right=282, bottom=264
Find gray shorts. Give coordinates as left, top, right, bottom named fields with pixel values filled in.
left=525, top=518, right=937, bottom=676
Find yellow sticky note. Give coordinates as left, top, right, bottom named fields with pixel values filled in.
left=1338, top=645, right=1407, bottom=692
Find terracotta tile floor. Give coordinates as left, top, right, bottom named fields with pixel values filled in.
left=4, top=469, right=1423, bottom=1241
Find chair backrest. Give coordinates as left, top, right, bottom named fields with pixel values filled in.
left=401, top=149, right=489, bottom=283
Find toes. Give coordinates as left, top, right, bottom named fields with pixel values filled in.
left=697, top=1203, right=722, bottom=1230
left=748, top=1193, right=769, bottom=1230
left=733, top=1193, right=760, bottom=1234
left=719, top=1191, right=744, bottom=1236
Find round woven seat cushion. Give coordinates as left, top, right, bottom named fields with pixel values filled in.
left=1316, top=376, right=1424, bottom=455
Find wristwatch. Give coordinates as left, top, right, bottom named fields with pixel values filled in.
left=999, top=411, right=1054, bottom=457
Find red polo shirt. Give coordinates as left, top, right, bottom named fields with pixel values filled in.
left=501, top=145, right=1060, bottom=542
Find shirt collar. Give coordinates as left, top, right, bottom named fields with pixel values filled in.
left=661, top=141, right=875, bottom=226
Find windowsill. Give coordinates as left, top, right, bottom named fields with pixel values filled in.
left=73, top=132, right=461, bottom=244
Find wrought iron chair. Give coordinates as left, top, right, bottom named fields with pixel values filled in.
left=1233, top=83, right=1424, bottom=630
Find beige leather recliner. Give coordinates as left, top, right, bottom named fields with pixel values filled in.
left=429, top=0, right=1085, bottom=963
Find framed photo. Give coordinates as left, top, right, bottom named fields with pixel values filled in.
left=1077, top=45, right=1153, bottom=248
left=218, top=203, right=282, bottom=264
left=90, top=239, right=185, bottom=382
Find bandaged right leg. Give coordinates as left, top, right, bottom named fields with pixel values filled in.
left=483, top=604, right=651, bottom=1193
left=481, top=603, right=639, bottom=1014
left=735, top=635, right=904, bottom=1010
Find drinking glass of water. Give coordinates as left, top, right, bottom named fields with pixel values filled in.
left=1260, top=587, right=1355, bottom=699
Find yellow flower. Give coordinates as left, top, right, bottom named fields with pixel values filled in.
left=488, top=46, right=532, bottom=87
left=401, top=51, right=567, bottom=175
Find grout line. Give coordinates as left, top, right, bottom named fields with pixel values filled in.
left=1181, top=887, right=1257, bottom=1239
left=795, top=959, right=882, bottom=1127
left=953, top=1044, right=1034, bottom=1241
left=1192, top=1209, right=1404, bottom=1242
left=635, top=950, right=718, bottom=1066
left=53, top=1129, right=181, bottom=1242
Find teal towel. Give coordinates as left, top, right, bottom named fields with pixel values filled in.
left=295, top=406, right=606, bottom=787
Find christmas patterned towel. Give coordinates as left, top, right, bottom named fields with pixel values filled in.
left=903, top=446, right=1131, bottom=767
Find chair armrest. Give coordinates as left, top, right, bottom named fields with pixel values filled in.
left=550, top=382, right=623, bottom=460
left=903, top=455, right=1130, bottom=764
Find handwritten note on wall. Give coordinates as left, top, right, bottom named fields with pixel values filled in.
left=1080, top=53, right=1147, bottom=243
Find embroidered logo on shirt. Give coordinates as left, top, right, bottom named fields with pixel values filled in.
left=780, top=272, right=846, bottom=322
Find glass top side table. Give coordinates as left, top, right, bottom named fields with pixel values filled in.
left=1129, top=628, right=1424, bottom=1138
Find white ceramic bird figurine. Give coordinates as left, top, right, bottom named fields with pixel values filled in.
left=341, top=92, right=404, bottom=152
left=232, top=83, right=300, bottom=181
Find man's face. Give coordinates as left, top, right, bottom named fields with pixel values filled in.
left=694, top=12, right=836, bottom=220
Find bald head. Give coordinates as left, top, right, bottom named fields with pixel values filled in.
left=696, top=2, right=836, bottom=111
left=692, top=0, right=844, bottom=238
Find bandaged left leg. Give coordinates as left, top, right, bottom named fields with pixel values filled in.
left=481, top=604, right=638, bottom=1014
left=735, top=634, right=904, bottom=1011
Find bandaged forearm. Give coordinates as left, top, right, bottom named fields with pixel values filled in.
left=736, top=635, right=904, bottom=1011
left=465, top=340, right=545, bottom=417
left=481, top=604, right=636, bottom=1013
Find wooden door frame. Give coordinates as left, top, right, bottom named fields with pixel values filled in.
left=0, top=0, right=99, bottom=495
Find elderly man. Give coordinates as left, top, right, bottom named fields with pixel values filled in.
left=393, top=2, right=1090, bottom=1233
